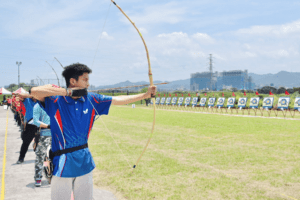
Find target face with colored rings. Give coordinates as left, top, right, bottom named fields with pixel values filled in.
left=280, top=99, right=287, bottom=105
left=265, top=99, right=271, bottom=105
left=239, top=99, right=245, bottom=104
left=251, top=99, right=257, bottom=104
left=218, top=99, right=224, bottom=103
left=201, top=99, right=206, bottom=103
left=297, top=99, right=300, bottom=106
left=229, top=99, right=234, bottom=104
left=209, top=99, right=214, bottom=103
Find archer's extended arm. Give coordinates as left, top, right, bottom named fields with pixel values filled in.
left=112, top=85, right=156, bottom=105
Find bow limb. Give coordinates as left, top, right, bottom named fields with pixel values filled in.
left=46, top=61, right=61, bottom=87
left=110, top=0, right=156, bottom=170
left=54, top=57, right=65, bottom=69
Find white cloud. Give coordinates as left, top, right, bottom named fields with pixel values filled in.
left=192, top=33, right=215, bottom=44
left=158, top=32, right=188, bottom=38
left=236, top=20, right=300, bottom=37
left=101, top=32, right=114, bottom=40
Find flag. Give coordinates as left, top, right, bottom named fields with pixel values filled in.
left=205, top=93, right=207, bottom=96
left=244, top=91, right=246, bottom=96
left=181, top=94, right=184, bottom=97
left=196, top=92, right=199, bottom=96
left=169, top=94, right=171, bottom=97
left=232, top=92, right=235, bottom=96
left=188, top=93, right=191, bottom=97
left=222, top=93, right=224, bottom=97
left=164, top=94, right=166, bottom=97
left=158, top=94, right=160, bottom=97
left=269, top=91, right=274, bottom=95
left=255, top=91, right=259, bottom=95
left=175, top=93, right=177, bottom=97
left=285, top=90, right=290, bottom=95
left=213, top=93, right=214, bottom=96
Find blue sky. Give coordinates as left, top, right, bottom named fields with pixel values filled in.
left=0, top=0, right=300, bottom=88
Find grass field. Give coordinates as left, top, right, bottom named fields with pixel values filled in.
left=89, top=105, right=300, bottom=200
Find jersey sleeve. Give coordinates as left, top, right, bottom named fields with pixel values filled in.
left=33, top=104, right=42, bottom=127
left=44, top=96, right=58, bottom=115
left=89, top=93, right=112, bottom=116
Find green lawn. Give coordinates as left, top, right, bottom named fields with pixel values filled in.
left=89, top=105, right=300, bottom=200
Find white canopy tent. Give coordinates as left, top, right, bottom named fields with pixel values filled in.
left=12, top=87, right=29, bottom=94
left=0, top=87, right=12, bottom=95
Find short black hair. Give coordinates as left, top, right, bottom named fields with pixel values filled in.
left=62, top=63, right=92, bottom=87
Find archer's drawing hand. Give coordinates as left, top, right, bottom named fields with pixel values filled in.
left=146, top=86, right=157, bottom=98
left=66, top=88, right=88, bottom=97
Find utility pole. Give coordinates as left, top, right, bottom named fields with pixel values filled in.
left=209, top=54, right=213, bottom=91
left=16, top=61, right=22, bottom=88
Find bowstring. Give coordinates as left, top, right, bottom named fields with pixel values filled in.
left=89, top=0, right=132, bottom=169
left=91, top=1, right=112, bottom=68
left=86, top=94, right=131, bottom=168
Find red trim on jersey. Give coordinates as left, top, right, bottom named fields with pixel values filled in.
left=54, top=109, right=64, bottom=137
left=87, top=109, right=95, bottom=139
left=92, top=96, right=99, bottom=104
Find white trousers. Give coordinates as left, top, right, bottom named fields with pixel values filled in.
left=51, top=171, right=93, bottom=200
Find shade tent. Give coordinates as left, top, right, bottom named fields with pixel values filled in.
left=0, top=88, right=12, bottom=95
left=12, top=87, right=29, bottom=94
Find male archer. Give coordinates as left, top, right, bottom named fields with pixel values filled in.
left=30, top=63, right=156, bottom=200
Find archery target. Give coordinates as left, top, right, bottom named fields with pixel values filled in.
left=200, top=97, right=207, bottom=106
left=166, top=97, right=171, bottom=105
left=208, top=98, right=216, bottom=106
left=185, top=97, right=191, bottom=106
left=217, top=98, right=225, bottom=107
left=172, top=97, right=178, bottom=105
left=160, top=97, right=166, bottom=105
left=178, top=97, right=184, bottom=105
left=227, top=97, right=236, bottom=108
left=262, top=97, right=274, bottom=109
left=238, top=97, right=247, bottom=108
left=249, top=97, right=259, bottom=108
left=278, top=97, right=290, bottom=110
left=155, top=98, right=160, bottom=104
left=294, top=97, right=300, bottom=110
left=192, top=97, right=198, bottom=106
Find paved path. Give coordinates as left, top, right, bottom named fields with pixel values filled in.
left=0, top=107, right=117, bottom=200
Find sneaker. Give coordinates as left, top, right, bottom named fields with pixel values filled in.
left=35, top=180, right=42, bottom=187
left=16, top=159, right=24, bottom=164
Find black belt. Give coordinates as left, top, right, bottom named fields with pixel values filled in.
left=49, top=143, right=88, bottom=160
left=41, top=127, right=50, bottom=130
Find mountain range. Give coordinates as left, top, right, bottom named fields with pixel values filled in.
left=94, top=71, right=300, bottom=91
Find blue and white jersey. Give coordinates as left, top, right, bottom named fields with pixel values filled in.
left=44, top=93, right=112, bottom=178
left=23, top=98, right=37, bottom=123
left=33, top=102, right=51, bottom=136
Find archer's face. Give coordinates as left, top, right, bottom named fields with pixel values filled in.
left=70, top=72, right=90, bottom=89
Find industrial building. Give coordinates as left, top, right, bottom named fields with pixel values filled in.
left=190, top=70, right=255, bottom=91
